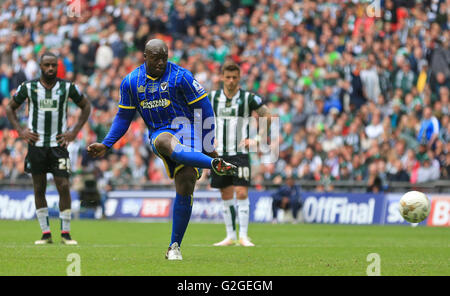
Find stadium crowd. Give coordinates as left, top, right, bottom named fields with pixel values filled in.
left=0, top=0, right=449, bottom=194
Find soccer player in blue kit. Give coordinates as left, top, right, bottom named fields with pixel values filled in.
left=87, top=39, right=238, bottom=260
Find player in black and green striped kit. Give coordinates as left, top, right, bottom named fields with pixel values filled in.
left=6, top=52, right=91, bottom=245
left=210, top=61, right=271, bottom=247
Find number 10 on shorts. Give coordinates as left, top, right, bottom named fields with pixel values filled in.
left=238, top=167, right=250, bottom=181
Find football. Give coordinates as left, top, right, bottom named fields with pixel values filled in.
left=399, top=191, right=431, bottom=223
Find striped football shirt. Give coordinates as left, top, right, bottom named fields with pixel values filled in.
left=13, top=78, right=84, bottom=147
left=210, top=89, right=263, bottom=156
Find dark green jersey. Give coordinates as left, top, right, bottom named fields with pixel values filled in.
left=209, top=89, right=263, bottom=156
left=13, top=79, right=83, bottom=147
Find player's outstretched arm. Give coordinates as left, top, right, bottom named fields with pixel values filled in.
left=87, top=107, right=135, bottom=158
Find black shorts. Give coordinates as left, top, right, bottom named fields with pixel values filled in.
left=25, top=145, right=71, bottom=178
left=211, top=154, right=251, bottom=188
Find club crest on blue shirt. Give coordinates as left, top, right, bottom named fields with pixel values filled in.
left=161, top=82, right=168, bottom=92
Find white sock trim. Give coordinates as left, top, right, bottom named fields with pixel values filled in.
left=36, top=207, right=48, bottom=213
left=223, top=199, right=235, bottom=207
left=59, top=209, right=71, bottom=220
left=236, top=198, right=250, bottom=207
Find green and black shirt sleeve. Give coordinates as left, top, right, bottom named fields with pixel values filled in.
left=248, top=93, right=264, bottom=112
left=13, top=82, right=29, bottom=105
left=68, top=83, right=84, bottom=104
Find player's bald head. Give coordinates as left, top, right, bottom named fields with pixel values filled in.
left=144, top=39, right=168, bottom=55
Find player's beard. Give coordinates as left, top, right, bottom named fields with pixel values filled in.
left=42, top=71, right=57, bottom=83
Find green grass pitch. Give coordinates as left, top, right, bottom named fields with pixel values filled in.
left=0, top=220, right=448, bottom=276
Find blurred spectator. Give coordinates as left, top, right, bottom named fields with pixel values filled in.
left=416, top=151, right=441, bottom=183
left=360, top=60, right=380, bottom=103
left=365, top=111, right=384, bottom=139
left=349, top=62, right=367, bottom=110
left=95, top=41, right=113, bottom=70
left=315, top=165, right=335, bottom=192
left=0, top=101, right=12, bottom=129
left=367, top=163, right=383, bottom=193
left=298, top=146, right=322, bottom=177
left=389, top=99, right=405, bottom=130
left=306, top=95, right=326, bottom=133
left=131, top=154, right=148, bottom=184
left=395, top=61, right=416, bottom=94
left=75, top=43, right=95, bottom=76
left=417, top=106, right=440, bottom=149
left=387, top=159, right=410, bottom=182
left=443, top=152, right=450, bottom=179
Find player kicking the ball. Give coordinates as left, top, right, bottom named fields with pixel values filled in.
left=87, top=39, right=238, bottom=260
left=210, top=61, right=271, bottom=247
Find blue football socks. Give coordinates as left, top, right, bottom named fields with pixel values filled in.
left=170, top=193, right=193, bottom=246
left=170, top=143, right=213, bottom=169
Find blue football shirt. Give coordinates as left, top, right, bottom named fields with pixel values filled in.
left=118, top=61, right=208, bottom=135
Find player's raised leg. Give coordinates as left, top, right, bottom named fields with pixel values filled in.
left=33, top=174, right=52, bottom=245
left=154, top=132, right=238, bottom=176
left=55, top=176, right=77, bottom=245
left=236, top=186, right=254, bottom=247
left=214, top=186, right=237, bottom=246
left=166, top=167, right=197, bottom=260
